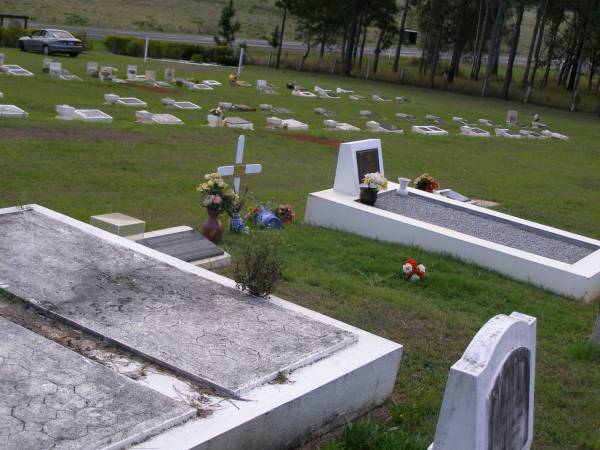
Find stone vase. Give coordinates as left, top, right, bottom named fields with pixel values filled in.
left=202, top=209, right=224, bottom=243
left=359, top=187, right=378, bottom=206
left=396, top=177, right=411, bottom=196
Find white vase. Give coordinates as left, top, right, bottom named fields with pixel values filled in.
left=397, top=177, right=411, bottom=196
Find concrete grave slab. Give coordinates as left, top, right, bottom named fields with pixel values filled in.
left=0, top=207, right=358, bottom=396
left=461, top=125, right=491, bottom=137
left=305, top=139, right=600, bottom=301
left=0, top=317, right=195, bottom=450
left=1, top=64, right=34, bottom=77
left=90, top=212, right=145, bottom=239
left=412, top=125, right=449, bottom=136
left=136, top=111, right=183, bottom=125
left=116, top=97, right=147, bottom=107
left=137, top=226, right=231, bottom=270
left=224, top=116, right=254, bottom=130
left=0, top=105, right=28, bottom=118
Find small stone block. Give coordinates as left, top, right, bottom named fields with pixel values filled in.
left=90, top=213, right=145, bottom=239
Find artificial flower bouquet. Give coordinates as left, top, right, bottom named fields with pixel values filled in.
left=274, top=204, right=297, bottom=224
left=196, top=173, right=240, bottom=215
left=414, top=173, right=439, bottom=193
left=402, top=258, right=427, bottom=282
left=362, top=172, right=389, bottom=191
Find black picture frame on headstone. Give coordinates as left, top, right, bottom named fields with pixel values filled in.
left=356, top=149, right=381, bottom=185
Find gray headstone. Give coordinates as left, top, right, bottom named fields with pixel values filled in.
left=429, top=312, right=537, bottom=450
left=138, top=230, right=224, bottom=262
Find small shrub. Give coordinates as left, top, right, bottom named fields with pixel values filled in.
left=105, top=35, right=134, bottom=54
left=571, top=341, right=600, bottom=362
left=125, top=39, right=145, bottom=58
left=0, top=26, right=32, bottom=48
left=72, top=32, right=93, bottom=51
left=65, top=13, right=90, bottom=26
left=232, top=232, right=285, bottom=298
left=190, top=53, right=204, bottom=63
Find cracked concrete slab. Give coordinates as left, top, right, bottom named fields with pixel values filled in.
left=0, top=209, right=357, bottom=396
left=0, top=317, right=196, bottom=450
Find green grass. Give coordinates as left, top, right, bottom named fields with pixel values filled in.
left=1, top=47, right=599, bottom=449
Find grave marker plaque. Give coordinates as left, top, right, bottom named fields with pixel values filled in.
left=488, top=347, right=530, bottom=450
left=356, top=148, right=381, bottom=185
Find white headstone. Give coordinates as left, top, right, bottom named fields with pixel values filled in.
left=507, top=110, right=518, bottom=125
left=429, top=312, right=536, bottom=450
left=127, top=65, right=138, bottom=80
left=333, top=139, right=383, bottom=197
left=99, top=66, right=113, bottom=81
left=145, top=70, right=156, bottom=82
left=49, top=62, right=62, bottom=78
left=43, top=58, right=53, bottom=72
left=87, top=62, right=99, bottom=77
left=164, top=68, right=175, bottom=82
left=217, top=135, right=262, bottom=194
left=0, top=53, right=4, bottom=66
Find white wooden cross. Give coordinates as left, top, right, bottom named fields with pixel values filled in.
left=217, top=135, right=262, bottom=194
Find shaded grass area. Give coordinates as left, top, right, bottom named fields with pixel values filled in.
left=0, top=47, right=599, bottom=449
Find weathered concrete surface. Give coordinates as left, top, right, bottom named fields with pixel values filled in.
left=0, top=209, right=356, bottom=396
left=0, top=317, right=195, bottom=450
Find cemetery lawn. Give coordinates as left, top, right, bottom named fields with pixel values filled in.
left=1, top=46, right=599, bottom=449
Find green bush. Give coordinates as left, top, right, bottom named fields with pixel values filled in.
left=104, top=34, right=236, bottom=65
left=105, top=35, right=133, bottom=54
left=72, top=32, right=93, bottom=51
left=0, top=27, right=32, bottom=48
left=232, top=232, right=285, bottom=298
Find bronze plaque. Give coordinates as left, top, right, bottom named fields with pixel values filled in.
left=488, top=347, right=530, bottom=450
left=233, top=164, right=246, bottom=177
left=356, top=149, right=380, bottom=184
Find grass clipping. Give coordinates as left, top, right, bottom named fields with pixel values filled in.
left=232, top=232, right=285, bottom=298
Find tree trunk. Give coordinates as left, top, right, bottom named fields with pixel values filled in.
left=481, top=0, right=509, bottom=96
left=429, top=18, right=443, bottom=88
left=502, top=1, right=525, bottom=100
left=522, top=0, right=544, bottom=85
left=570, top=2, right=595, bottom=110
left=591, top=309, right=600, bottom=348
left=354, top=13, right=364, bottom=60
left=343, top=15, right=360, bottom=76
left=541, top=16, right=561, bottom=88
left=393, top=0, right=411, bottom=72
left=373, top=26, right=386, bottom=74
left=358, top=17, right=368, bottom=67
left=528, top=0, right=549, bottom=87
left=275, top=6, right=287, bottom=69
left=299, top=37, right=311, bottom=71
left=472, top=0, right=491, bottom=80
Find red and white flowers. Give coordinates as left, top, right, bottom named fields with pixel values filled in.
left=402, top=258, right=426, bottom=282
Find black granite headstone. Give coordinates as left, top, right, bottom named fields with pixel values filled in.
left=138, top=230, right=224, bottom=262
left=356, top=148, right=380, bottom=185
left=488, top=347, right=530, bottom=450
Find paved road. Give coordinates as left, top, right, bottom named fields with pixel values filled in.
left=32, top=23, right=527, bottom=66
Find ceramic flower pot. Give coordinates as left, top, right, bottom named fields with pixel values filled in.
left=230, top=212, right=245, bottom=233
left=359, top=187, right=378, bottom=206
left=203, top=209, right=224, bottom=243
left=396, top=177, right=411, bottom=196
left=256, top=210, right=283, bottom=230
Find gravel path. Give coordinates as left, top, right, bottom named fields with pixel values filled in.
left=375, top=192, right=596, bottom=264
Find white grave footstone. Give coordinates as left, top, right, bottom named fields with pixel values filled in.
left=136, top=110, right=183, bottom=125
left=541, top=129, right=569, bottom=140
left=117, top=97, right=148, bottom=107
left=412, top=125, right=449, bottom=136
left=461, top=125, right=491, bottom=137
left=429, top=312, right=537, bottom=450
left=266, top=117, right=308, bottom=130
left=224, top=117, right=254, bottom=130
left=217, top=135, right=262, bottom=194
left=203, top=79, right=222, bottom=86
left=507, top=110, right=519, bottom=125
left=479, top=118, right=495, bottom=127
left=292, top=89, right=317, bottom=98
left=0, top=105, right=28, bottom=118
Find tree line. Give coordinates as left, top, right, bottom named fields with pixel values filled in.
left=214, top=0, right=600, bottom=109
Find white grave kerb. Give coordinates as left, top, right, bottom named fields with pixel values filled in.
left=333, top=139, right=383, bottom=197
left=430, top=311, right=537, bottom=450
left=217, top=135, right=262, bottom=194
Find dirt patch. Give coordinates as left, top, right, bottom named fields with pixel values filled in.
left=272, top=131, right=341, bottom=149
left=125, top=81, right=173, bottom=94
left=0, top=125, right=144, bottom=143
